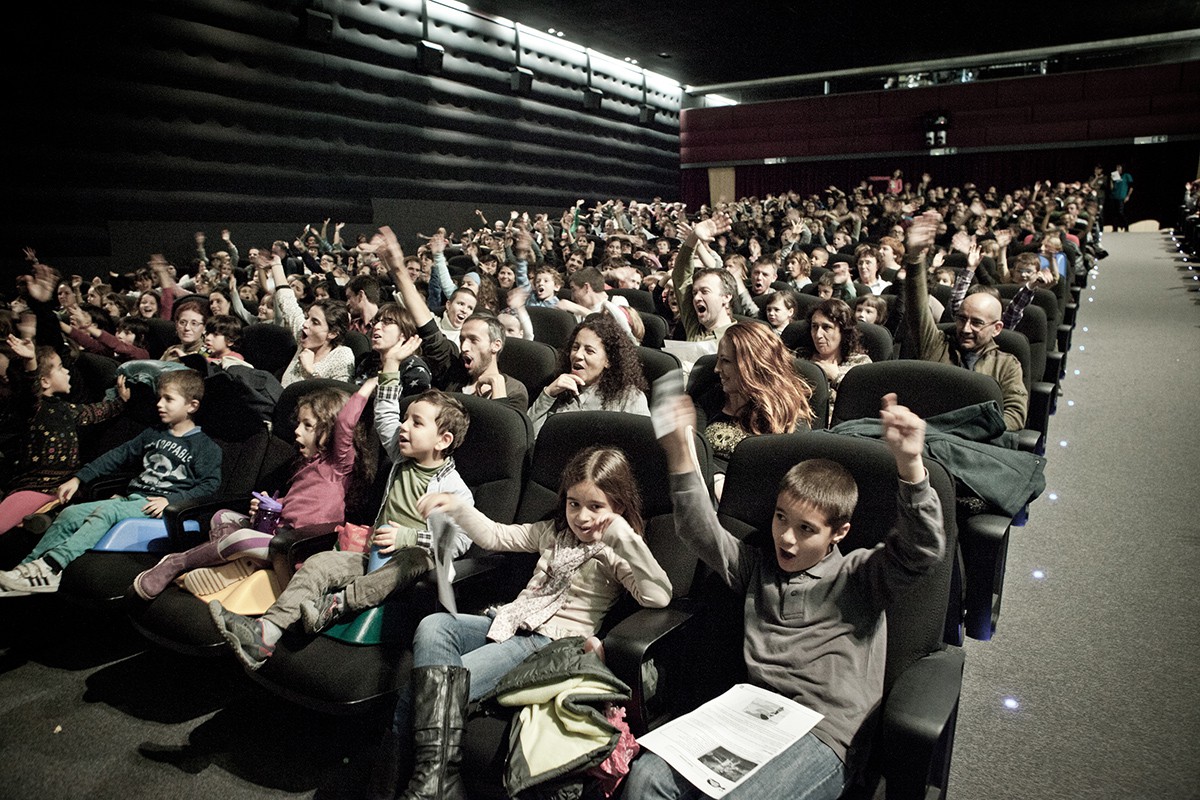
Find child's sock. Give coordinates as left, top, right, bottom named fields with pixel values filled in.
left=260, top=618, right=284, bottom=646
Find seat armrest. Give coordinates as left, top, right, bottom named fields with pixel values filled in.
left=268, top=524, right=339, bottom=584
left=79, top=473, right=137, bottom=501
left=878, top=646, right=965, bottom=800
left=1014, top=428, right=1041, bottom=454
left=1027, top=382, right=1054, bottom=454
left=1044, top=352, right=1064, bottom=385
left=603, top=603, right=700, bottom=734
left=960, top=513, right=1011, bottom=641
left=163, top=495, right=250, bottom=548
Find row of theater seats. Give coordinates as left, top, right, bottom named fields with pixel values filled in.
left=50, top=380, right=961, bottom=799
left=22, top=264, right=1083, bottom=799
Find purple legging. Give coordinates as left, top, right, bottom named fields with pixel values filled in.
left=208, top=509, right=274, bottom=563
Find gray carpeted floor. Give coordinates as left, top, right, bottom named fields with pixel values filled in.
left=1, top=231, right=1198, bottom=799
left=949, top=231, right=1200, bottom=800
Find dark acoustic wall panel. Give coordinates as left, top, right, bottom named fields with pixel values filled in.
left=5, top=0, right=681, bottom=273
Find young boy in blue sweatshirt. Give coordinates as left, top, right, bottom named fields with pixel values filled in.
left=0, top=369, right=222, bottom=595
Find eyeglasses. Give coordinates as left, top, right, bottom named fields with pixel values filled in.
left=954, top=314, right=999, bottom=331
left=177, top=319, right=205, bottom=329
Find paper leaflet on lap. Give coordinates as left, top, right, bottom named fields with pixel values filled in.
left=637, top=684, right=823, bottom=798
left=428, top=511, right=458, bottom=615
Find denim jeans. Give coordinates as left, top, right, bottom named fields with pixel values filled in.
left=391, top=612, right=550, bottom=734
left=623, top=731, right=846, bottom=800
left=25, top=495, right=149, bottom=568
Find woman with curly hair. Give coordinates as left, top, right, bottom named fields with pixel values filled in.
left=701, top=322, right=814, bottom=495
left=803, top=298, right=871, bottom=424
left=528, top=313, right=650, bottom=437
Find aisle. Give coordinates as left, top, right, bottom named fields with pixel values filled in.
left=950, top=232, right=1200, bottom=799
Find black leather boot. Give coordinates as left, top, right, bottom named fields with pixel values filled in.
left=399, top=665, right=470, bottom=800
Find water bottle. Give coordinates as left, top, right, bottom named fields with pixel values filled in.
left=251, top=491, right=283, bottom=535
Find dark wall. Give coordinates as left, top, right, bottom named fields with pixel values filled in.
left=5, top=0, right=681, bottom=276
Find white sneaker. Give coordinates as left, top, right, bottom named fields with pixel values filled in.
left=0, top=559, right=61, bottom=596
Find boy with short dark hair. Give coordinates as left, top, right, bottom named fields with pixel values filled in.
left=204, top=314, right=247, bottom=367
left=210, top=387, right=474, bottom=669
left=631, top=394, right=944, bottom=799
left=0, top=369, right=221, bottom=595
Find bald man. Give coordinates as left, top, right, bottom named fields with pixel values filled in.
left=902, top=214, right=1028, bottom=431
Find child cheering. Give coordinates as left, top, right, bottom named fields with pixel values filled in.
left=627, top=393, right=944, bottom=800
left=376, top=446, right=672, bottom=800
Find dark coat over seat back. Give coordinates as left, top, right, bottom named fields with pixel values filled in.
left=831, top=360, right=1002, bottom=428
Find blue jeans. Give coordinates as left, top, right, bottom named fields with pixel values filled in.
left=392, top=612, right=550, bottom=733
left=623, top=731, right=846, bottom=800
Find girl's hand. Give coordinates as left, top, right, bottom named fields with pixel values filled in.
left=545, top=373, right=585, bottom=398
left=115, top=375, right=131, bottom=402
left=384, top=335, right=422, bottom=367
left=358, top=376, right=380, bottom=397
left=248, top=495, right=260, bottom=517
left=879, top=393, right=925, bottom=484
left=416, top=493, right=462, bottom=520
left=372, top=524, right=398, bottom=554
left=573, top=511, right=615, bottom=544
left=298, top=347, right=317, bottom=373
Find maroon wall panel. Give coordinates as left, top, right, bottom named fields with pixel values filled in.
left=682, top=61, right=1200, bottom=165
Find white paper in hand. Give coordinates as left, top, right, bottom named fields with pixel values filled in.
left=428, top=511, right=458, bottom=615
left=651, top=369, right=686, bottom=438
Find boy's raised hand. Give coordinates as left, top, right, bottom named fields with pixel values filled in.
left=416, top=493, right=463, bottom=520
left=879, top=393, right=926, bottom=484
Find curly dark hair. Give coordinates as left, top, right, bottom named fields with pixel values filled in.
left=804, top=298, right=863, bottom=363
left=556, top=313, right=647, bottom=407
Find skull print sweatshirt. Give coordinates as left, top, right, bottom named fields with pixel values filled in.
left=75, top=427, right=222, bottom=504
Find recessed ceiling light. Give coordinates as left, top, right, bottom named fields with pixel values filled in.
left=657, top=52, right=671, bottom=59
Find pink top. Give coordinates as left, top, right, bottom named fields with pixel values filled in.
left=278, top=390, right=366, bottom=529
left=66, top=327, right=150, bottom=361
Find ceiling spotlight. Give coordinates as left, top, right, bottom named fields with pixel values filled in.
left=631, top=59, right=638, bottom=64
left=547, top=27, right=556, bottom=33
left=556, top=31, right=564, bottom=37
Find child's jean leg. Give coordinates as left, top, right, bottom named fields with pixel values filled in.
left=24, top=497, right=149, bottom=568
left=342, top=547, right=433, bottom=613
left=209, top=509, right=251, bottom=542
left=260, top=550, right=367, bottom=631
left=624, top=731, right=846, bottom=800
left=0, top=491, right=56, bottom=536
left=391, top=612, right=550, bottom=734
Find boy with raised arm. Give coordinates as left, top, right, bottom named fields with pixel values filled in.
left=627, top=394, right=944, bottom=799
left=371, top=227, right=529, bottom=412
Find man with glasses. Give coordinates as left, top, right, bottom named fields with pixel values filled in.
left=902, top=213, right=1028, bottom=431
